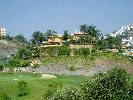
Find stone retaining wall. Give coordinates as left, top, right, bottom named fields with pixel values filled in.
left=2, top=67, right=32, bottom=72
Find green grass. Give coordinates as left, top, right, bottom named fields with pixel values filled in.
left=0, top=72, right=89, bottom=100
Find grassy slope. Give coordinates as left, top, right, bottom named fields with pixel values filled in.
left=0, top=73, right=89, bottom=100
left=42, top=53, right=133, bottom=73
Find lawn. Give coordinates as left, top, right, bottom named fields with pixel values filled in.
left=0, top=72, right=89, bottom=100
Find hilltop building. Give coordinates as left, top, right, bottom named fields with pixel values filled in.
left=41, top=34, right=62, bottom=47
left=0, top=27, right=6, bottom=38
left=111, top=24, right=133, bottom=48
left=110, top=24, right=133, bottom=56
left=72, top=31, right=84, bottom=41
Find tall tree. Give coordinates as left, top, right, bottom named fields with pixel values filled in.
left=79, top=24, right=99, bottom=44
left=32, top=31, right=45, bottom=45
left=62, top=30, right=69, bottom=42
left=45, top=30, right=57, bottom=37
left=87, top=25, right=99, bottom=44
left=80, top=24, right=87, bottom=33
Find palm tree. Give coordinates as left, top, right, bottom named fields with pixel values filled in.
left=87, top=25, right=99, bottom=44
left=45, top=30, right=57, bottom=37
left=62, top=30, right=69, bottom=41
left=79, top=24, right=99, bottom=44
left=80, top=24, right=87, bottom=33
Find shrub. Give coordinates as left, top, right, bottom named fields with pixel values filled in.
left=0, top=88, right=11, bottom=100
left=16, top=47, right=32, bottom=60
left=44, top=81, right=63, bottom=100
left=51, top=87, right=82, bottom=100
left=128, top=82, right=133, bottom=100
left=41, top=46, right=60, bottom=57
left=31, top=47, right=41, bottom=58
left=17, top=80, right=29, bottom=96
left=68, top=65, right=77, bottom=71
left=58, top=46, right=71, bottom=56
left=9, top=58, right=29, bottom=67
left=32, top=64, right=40, bottom=68
left=74, top=48, right=90, bottom=56
left=81, top=67, right=130, bottom=100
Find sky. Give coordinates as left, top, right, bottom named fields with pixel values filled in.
left=0, top=0, right=133, bottom=39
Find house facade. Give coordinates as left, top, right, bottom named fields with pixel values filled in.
left=41, top=34, right=62, bottom=47
left=0, top=27, right=6, bottom=38
left=72, top=32, right=84, bottom=41
left=122, top=30, right=133, bottom=49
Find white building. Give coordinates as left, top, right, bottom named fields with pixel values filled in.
left=0, top=27, right=6, bottom=37
left=111, top=24, right=133, bottom=47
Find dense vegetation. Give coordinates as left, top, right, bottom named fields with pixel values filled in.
left=46, top=67, right=133, bottom=100
left=0, top=24, right=133, bottom=99
left=0, top=68, right=133, bottom=100
left=0, top=24, right=132, bottom=69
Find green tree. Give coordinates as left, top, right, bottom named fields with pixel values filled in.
left=45, top=30, right=57, bottom=37
left=9, top=58, right=29, bottom=67
left=80, top=24, right=88, bottom=33
left=15, top=34, right=28, bottom=43
left=58, top=45, right=71, bottom=56
left=79, top=24, right=99, bottom=44
left=74, top=48, right=90, bottom=56
left=87, top=25, right=99, bottom=44
left=62, top=30, right=69, bottom=42
left=81, top=67, right=130, bottom=100
left=31, top=31, right=45, bottom=45
left=16, top=48, right=32, bottom=60
left=17, top=80, right=29, bottom=96
left=31, top=47, right=41, bottom=58
left=4, top=33, right=13, bottom=40
left=94, top=35, right=122, bottom=51
left=106, top=36, right=122, bottom=49
left=94, top=36, right=108, bottom=50
left=44, top=81, right=63, bottom=100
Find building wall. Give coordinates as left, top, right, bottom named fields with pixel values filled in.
left=42, top=35, right=62, bottom=47
left=0, top=27, right=6, bottom=37
left=48, top=37, right=62, bottom=43
left=73, top=32, right=84, bottom=40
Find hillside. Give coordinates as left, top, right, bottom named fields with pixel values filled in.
left=0, top=40, right=19, bottom=64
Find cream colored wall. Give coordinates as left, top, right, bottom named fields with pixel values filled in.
left=0, top=28, right=6, bottom=37
left=48, top=37, right=62, bottom=43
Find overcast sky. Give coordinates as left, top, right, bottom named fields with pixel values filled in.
left=0, top=0, right=133, bottom=39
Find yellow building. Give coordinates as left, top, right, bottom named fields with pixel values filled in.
left=0, top=27, right=6, bottom=38
left=42, top=34, right=62, bottom=47
left=72, top=32, right=84, bottom=41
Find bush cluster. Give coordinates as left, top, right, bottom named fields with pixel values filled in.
left=48, top=67, right=133, bottom=100
left=51, top=87, right=81, bottom=100
left=58, top=45, right=71, bottom=56
left=73, top=48, right=90, bottom=56
left=17, top=80, right=29, bottom=96
left=81, top=67, right=133, bottom=100
left=9, top=58, right=29, bottom=67
left=44, top=81, right=63, bottom=100
left=41, top=46, right=59, bottom=57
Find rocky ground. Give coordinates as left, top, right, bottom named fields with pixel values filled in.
left=0, top=40, right=18, bottom=56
